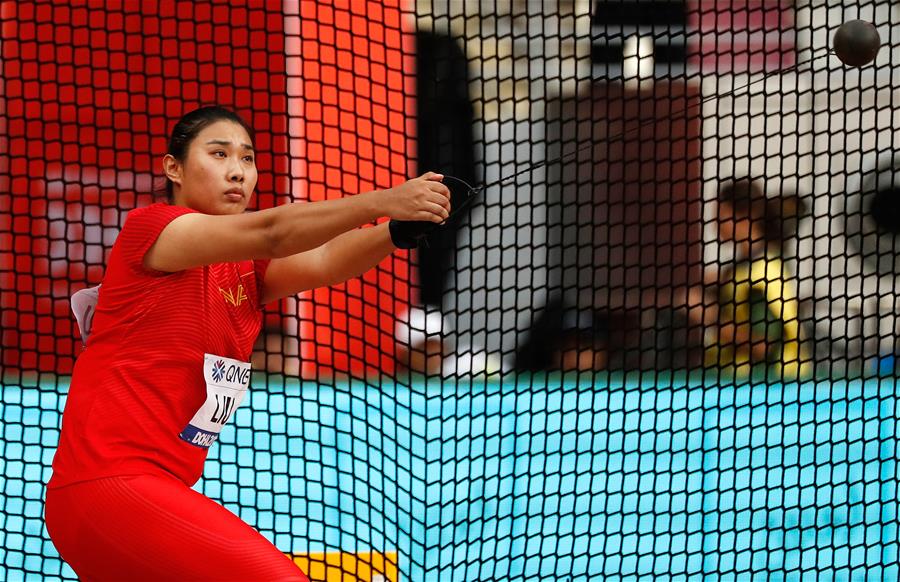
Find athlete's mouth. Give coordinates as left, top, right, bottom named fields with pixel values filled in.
left=224, top=188, right=244, bottom=201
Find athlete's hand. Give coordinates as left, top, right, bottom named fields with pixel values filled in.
left=381, top=172, right=452, bottom=223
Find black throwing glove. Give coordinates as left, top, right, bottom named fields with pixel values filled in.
left=388, top=175, right=478, bottom=249
left=389, top=219, right=438, bottom=249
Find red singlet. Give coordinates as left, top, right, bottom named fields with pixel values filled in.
left=45, top=203, right=307, bottom=581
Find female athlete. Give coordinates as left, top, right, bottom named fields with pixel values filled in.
left=44, top=105, right=451, bottom=580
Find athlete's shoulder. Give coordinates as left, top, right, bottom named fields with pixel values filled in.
left=111, top=203, right=201, bottom=274
left=126, top=202, right=198, bottom=223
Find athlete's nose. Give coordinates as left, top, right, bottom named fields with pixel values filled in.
left=228, top=162, right=244, bottom=183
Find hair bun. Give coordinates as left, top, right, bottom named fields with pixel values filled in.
left=774, top=193, right=808, bottom=220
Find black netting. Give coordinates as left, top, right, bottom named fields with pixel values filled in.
left=2, top=1, right=899, bottom=580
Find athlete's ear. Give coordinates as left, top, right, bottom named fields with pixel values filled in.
left=163, top=154, right=182, bottom=186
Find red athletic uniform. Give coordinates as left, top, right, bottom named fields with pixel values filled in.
left=45, top=203, right=308, bottom=581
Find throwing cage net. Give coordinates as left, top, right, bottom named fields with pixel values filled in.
left=2, top=1, right=899, bottom=579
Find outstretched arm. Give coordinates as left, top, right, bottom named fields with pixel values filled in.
left=144, top=173, right=450, bottom=273
left=260, top=173, right=453, bottom=303
left=260, top=222, right=396, bottom=304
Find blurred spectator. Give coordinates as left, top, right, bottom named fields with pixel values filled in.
left=414, top=31, right=477, bottom=307
left=554, top=311, right=611, bottom=372
left=686, top=178, right=813, bottom=381
left=394, top=30, right=481, bottom=380
left=394, top=307, right=501, bottom=377
left=395, top=307, right=447, bottom=376
left=515, top=298, right=615, bottom=373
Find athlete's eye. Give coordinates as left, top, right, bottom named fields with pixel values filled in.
left=213, top=150, right=227, bottom=158
left=243, top=155, right=254, bottom=163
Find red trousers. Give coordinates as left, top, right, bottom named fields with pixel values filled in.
left=45, top=474, right=309, bottom=582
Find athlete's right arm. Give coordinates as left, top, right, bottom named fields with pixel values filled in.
left=144, top=173, right=451, bottom=273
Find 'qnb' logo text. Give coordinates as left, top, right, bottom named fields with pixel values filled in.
left=224, top=365, right=251, bottom=385
left=211, top=360, right=226, bottom=383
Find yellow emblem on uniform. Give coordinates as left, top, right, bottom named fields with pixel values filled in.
left=219, top=284, right=248, bottom=307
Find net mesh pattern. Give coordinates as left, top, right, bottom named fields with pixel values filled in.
left=2, top=1, right=899, bottom=580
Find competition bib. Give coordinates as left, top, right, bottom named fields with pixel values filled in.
left=179, top=353, right=251, bottom=449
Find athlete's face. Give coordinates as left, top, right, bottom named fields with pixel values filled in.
left=165, top=120, right=257, bottom=215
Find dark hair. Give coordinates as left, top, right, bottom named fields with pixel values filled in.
left=158, top=106, right=255, bottom=202
left=717, top=178, right=807, bottom=253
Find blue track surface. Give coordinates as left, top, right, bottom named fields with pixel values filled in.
left=1, top=374, right=898, bottom=580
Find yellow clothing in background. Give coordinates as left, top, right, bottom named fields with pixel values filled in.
left=707, top=252, right=812, bottom=381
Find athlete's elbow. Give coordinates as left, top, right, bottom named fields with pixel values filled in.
left=261, top=217, right=290, bottom=259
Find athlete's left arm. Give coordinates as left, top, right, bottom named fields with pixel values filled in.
left=259, top=222, right=397, bottom=304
